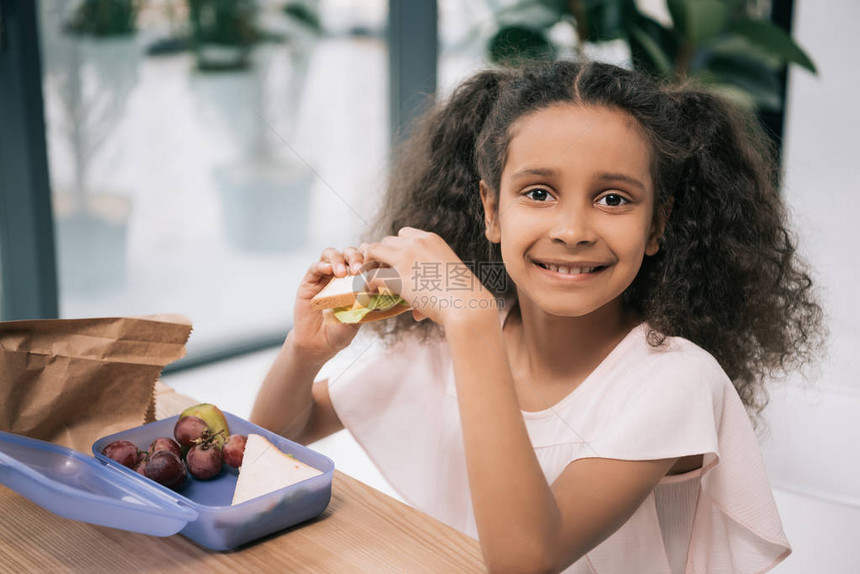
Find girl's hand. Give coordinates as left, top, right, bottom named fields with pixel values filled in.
left=359, top=227, right=496, bottom=327
left=291, top=247, right=365, bottom=364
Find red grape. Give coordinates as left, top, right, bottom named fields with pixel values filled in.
left=173, top=415, right=209, bottom=448
left=133, top=458, right=147, bottom=476
left=145, top=451, right=187, bottom=490
left=148, top=436, right=182, bottom=458
left=223, top=435, right=247, bottom=469
left=185, top=443, right=223, bottom=480
left=102, top=440, right=142, bottom=469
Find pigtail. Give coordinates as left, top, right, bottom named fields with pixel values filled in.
left=642, top=87, right=826, bottom=431
left=360, top=69, right=514, bottom=344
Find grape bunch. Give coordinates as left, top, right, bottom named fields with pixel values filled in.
left=101, top=413, right=247, bottom=491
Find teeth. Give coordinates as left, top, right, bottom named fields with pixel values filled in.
left=539, top=262, right=597, bottom=275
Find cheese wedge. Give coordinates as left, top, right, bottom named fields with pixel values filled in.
left=231, top=434, right=323, bottom=505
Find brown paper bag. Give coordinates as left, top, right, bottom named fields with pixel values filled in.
left=0, top=314, right=192, bottom=453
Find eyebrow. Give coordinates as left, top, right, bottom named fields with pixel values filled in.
left=510, top=167, right=646, bottom=192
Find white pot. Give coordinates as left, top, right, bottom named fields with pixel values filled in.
left=214, top=158, right=314, bottom=252
left=53, top=193, right=132, bottom=294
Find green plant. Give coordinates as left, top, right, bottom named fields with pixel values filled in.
left=486, top=0, right=817, bottom=112
left=283, top=0, right=323, bottom=34
left=188, top=0, right=260, bottom=47
left=65, top=0, right=139, bottom=37
left=184, top=0, right=323, bottom=71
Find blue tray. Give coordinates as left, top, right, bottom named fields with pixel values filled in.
left=0, top=412, right=334, bottom=550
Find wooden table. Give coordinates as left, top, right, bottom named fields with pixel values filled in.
left=0, top=384, right=486, bottom=573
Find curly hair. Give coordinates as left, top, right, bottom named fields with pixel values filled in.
left=359, top=58, right=826, bottom=432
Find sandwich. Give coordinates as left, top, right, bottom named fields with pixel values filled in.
left=310, top=272, right=412, bottom=324
left=231, top=433, right=323, bottom=505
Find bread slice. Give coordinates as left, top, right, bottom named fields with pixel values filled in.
left=310, top=274, right=364, bottom=311
left=231, top=434, right=323, bottom=505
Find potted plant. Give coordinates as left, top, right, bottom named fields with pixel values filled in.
left=64, top=0, right=139, bottom=37
left=198, top=2, right=322, bottom=251
left=482, top=0, right=816, bottom=115
left=146, top=0, right=323, bottom=59
left=188, top=0, right=261, bottom=71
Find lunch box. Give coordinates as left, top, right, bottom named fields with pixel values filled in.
left=0, top=412, right=334, bottom=550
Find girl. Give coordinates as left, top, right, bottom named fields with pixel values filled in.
left=252, top=59, right=825, bottom=573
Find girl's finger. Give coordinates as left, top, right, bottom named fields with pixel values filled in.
left=302, top=260, right=331, bottom=281
left=320, top=246, right=348, bottom=277
left=381, top=234, right=400, bottom=247
left=342, top=246, right=364, bottom=274
left=397, top=226, right=422, bottom=237
left=297, top=260, right=335, bottom=298
left=318, top=246, right=340, bottom=261
left=360, top=241, right=396, bottom=267
left=315, top=261, right=333, bottom=276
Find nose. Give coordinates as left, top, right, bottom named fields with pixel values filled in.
left=548, top=200, right=596, bottom=246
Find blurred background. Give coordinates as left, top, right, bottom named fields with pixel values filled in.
left=1, top=1, right=857, bottom=571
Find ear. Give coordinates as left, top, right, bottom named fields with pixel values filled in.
left=645, top=197, right=673, bottom=256
left=480, top=180, right=501, bottom=244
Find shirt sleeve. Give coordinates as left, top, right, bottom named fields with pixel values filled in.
left=585, top=352, right=792, bottom=574
left=587, top=353, right=721, bottom=462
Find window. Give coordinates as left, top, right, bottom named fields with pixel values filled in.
left=31, top=0, right=389, bottom=357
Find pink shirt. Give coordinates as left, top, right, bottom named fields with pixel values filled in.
left=328, top=302, right=791, bottom=573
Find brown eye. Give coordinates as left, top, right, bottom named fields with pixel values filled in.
left=524, top=188, right=551, bottom=202
left=597, top=193, right=629, bottom=207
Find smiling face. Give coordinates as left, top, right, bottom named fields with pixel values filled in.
left=480, top=103, right=665, bottom=319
